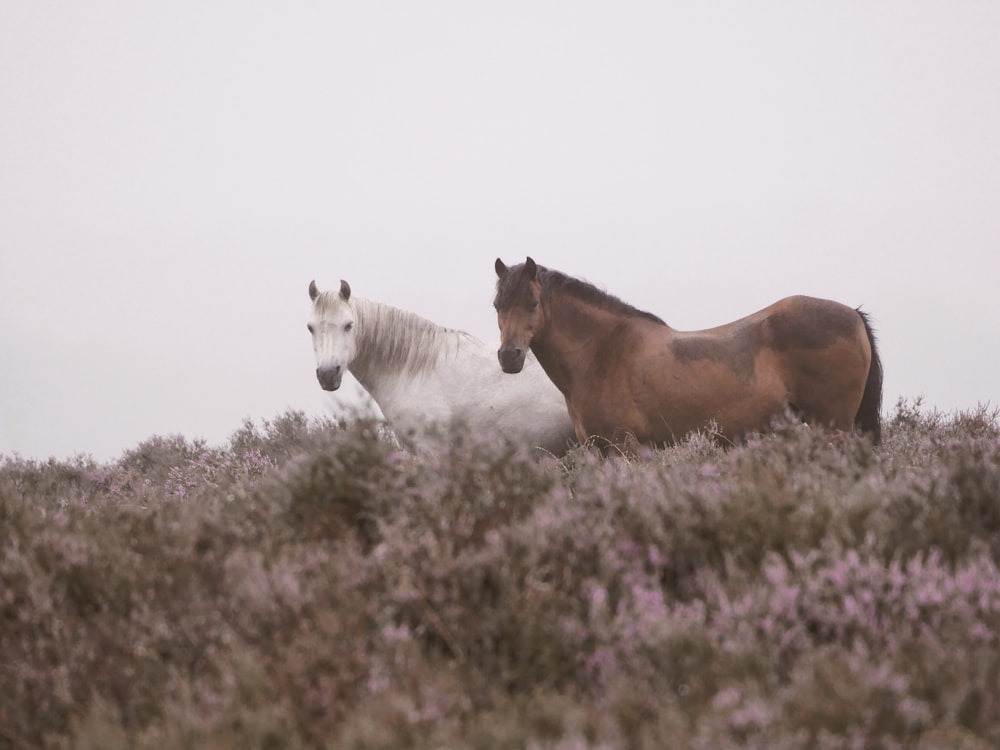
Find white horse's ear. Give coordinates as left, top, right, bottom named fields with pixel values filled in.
left=524, top=257, right=537, bottom=280
left=339, top=279, right=351, bottom=301
left=495, top=258, right=508, bottom=278
left=309, top=280, right=319, bottom=301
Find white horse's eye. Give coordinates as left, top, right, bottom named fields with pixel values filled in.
left=307, top=323, right=315, bottom=334
left=344, top=322, right=353, bottom=332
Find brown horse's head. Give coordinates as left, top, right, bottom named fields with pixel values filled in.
left=493, top=257, right=544, bottom=373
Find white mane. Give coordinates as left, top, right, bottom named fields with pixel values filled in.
left=348, top=297, right=473, bottom=383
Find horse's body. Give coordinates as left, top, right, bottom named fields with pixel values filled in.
left=493, top=258, right=883, bottom=449
left=308, top=280, right=575, bottom=453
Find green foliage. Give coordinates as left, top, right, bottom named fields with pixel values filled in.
left=1, top=402, right=999, bottom=749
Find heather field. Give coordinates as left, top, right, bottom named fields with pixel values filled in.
left=2, top=400, right=999, bottom=750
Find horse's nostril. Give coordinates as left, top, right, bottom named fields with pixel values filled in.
left=316, top=364, right=345, bottom=391
left=498, top=347, right=526, bottom=373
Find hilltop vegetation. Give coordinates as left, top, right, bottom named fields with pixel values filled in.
left=1, top=401, right=999, bottom=749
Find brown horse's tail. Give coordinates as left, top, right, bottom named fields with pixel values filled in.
left=855, top=309, right=883, bottom=445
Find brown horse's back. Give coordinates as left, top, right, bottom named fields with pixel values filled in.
left=630, top=296, right=877, bottom=445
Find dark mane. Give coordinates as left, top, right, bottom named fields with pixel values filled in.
left=495, top=262, right=665, bottom=326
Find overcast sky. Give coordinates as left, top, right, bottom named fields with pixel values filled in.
left=2, top=1, right=999, bottom=461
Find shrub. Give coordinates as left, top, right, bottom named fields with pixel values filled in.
left=1, top=402, right=998, bottom=748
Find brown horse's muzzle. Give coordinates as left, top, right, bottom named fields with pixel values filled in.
left=498, top=347, right=526, bottom=374
left=316, top=364, right=344, bottom=391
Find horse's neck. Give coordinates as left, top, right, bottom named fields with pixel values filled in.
left=532, top=296, right=642, bottom=394
left=348, top=297, right=461, bottom=405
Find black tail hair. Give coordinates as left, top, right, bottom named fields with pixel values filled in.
left=855, top=309, right=883, bottom=444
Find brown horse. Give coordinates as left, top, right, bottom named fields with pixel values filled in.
left=493, top=257, right=883, bottom=449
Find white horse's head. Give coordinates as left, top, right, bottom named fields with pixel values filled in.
left=308, top=279, right=357, bottom=391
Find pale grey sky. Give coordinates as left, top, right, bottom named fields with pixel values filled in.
left=2, top=1, right=998, bottom=461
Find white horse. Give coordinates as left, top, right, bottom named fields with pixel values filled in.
left=307, top=279, right=576, bottom=454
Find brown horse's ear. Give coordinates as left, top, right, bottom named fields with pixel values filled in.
left=495, top=258, right=508, bottom=278
left=524, top=257, right=537, bottom=280
left=339, top=280, right=351, bottom=301
left=309, top=280, right=319, bottom=301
